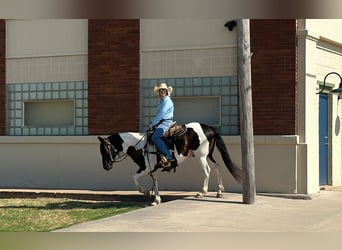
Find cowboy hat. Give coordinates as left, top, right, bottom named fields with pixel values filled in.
left=153, top=83, right=173, bottom=95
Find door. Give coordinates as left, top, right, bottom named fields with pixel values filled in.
left=319, top=94, right=328, bottom=185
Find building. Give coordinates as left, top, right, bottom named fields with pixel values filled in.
left=0, top=19, right=341, bottom=194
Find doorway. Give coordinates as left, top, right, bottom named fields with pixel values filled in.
left=319, top=94, right=328, bottom=185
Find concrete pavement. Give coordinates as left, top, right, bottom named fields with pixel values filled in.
left=56, top=189, right=342, bottom=232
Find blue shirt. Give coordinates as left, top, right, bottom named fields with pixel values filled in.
left=150, top=95, right=174, bottom=132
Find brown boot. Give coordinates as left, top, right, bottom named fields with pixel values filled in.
left=161, top=158, right=177, bottom=172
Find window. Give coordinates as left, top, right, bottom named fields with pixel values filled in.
left=173, top=96, right=220, bottom=126
left=6, top=81, right=88, bottom=136
left=24, top=100, right=75, bottom=127
left=140, top=76, right=238, bottom=135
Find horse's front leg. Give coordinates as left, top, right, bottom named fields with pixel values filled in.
left=133, top=170, right=161, bottom=205
left=133, top=171, right=151, bottom=197
left=149, top=172, right=161, bottom=206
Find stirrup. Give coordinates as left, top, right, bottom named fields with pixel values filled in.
left=159, top=156, right=177, bottom=172
left=170, top=121, right=177, bottom=129
left=159, top=155, right=169, bottom=167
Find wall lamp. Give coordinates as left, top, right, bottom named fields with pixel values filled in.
left=317, top=72, right=342, bottom=100
left=224, top=20, right=237, bottom=31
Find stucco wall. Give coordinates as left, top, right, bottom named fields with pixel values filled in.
left=6, top=20, right=88, bottom=83
left=305, top=19, right=342, bottom=44
left=0, top=136, right=299, bottom=194
left=297, top=19, right=342, bottom=189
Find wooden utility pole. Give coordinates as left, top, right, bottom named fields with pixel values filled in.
left=237, top=19, right=256, bottom=204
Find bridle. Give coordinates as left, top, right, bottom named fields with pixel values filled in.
left=103, top=140, right=127, bottom=163
left=103, top=134, right=147, bottom=164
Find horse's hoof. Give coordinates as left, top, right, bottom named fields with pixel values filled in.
left=150, top=200, right=161, bottom=206
left=216, top=192, right=224, bottom=198
left=195, top=192, right=204, bottom=198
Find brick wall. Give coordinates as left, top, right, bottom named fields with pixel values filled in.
left=88, top=19, right=140, bottom=135
left=250, top=19, right=297, bottom=135
left=0, top=20, right=5, bottom=135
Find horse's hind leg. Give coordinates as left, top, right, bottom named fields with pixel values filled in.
left=195, top=157, right=211, bottom=198
left=211, top=161, right=225, bottom=198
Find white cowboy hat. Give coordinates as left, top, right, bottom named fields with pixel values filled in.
left=153, top=83, right=173, bottom=95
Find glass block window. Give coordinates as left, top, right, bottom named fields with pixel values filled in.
left=140, top=76, right=238, bottom=135
left=6, top=81, right=88, bottom=136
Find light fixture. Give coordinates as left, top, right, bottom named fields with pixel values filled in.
left=224, top=20, right=236, bottom=31
left=317, top=72, right=342, bottom=100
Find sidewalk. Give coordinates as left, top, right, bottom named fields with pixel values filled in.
left=55, top=188, right=342, bottom=232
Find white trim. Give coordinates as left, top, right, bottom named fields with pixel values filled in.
left=6, top=52, right=88, bottom=59
left=297, top=29, right=319, bottom=42
left=0, top=136, right=97, bottom=144
left=319, top=35, right=342, bottom=48
left=141, top=44, right=236, bottom=53
left=316, top=36, right=342, bottom=56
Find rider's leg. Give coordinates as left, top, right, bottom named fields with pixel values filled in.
left=151, top=128, right=173, bottom=160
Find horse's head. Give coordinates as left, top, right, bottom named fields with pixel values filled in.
left=97, top=135, right=121, bottom=171
left=98, top=134, right=125, bottom=170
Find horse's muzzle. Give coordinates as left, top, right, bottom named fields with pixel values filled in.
left=103, top=162, right=113, bottom=171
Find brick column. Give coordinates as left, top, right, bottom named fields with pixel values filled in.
left=250, top=19, right=297, bottom=135
left=88, top=19, right=140, bottom=135
left=0, top=20, right=5, bottom=135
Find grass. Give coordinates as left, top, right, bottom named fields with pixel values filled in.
left=0, top=197, right=147, bottom=232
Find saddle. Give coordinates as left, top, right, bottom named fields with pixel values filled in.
left=163, top=123, right=185, bottom=148
left=148, top=122, right=199, bottom=173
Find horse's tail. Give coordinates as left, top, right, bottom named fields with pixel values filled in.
left=213, top=132, right=242, bottom=184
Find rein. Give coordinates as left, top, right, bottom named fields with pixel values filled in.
left=112, top=151, right=128, bottom=163
left=143, top=141, right=159, bottom=195
left=111, top=134, right=147, bottom=164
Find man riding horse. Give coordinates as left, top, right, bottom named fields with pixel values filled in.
left=149, top=83, right=177, bottom=170
left=97, top=84, right=242, bottom=205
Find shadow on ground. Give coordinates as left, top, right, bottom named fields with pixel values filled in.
left=0, top=190, right=192, bottom=203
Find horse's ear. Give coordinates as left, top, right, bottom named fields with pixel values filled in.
left=98, top=136, right=105, bottom=143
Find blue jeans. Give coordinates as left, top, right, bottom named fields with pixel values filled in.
left=151, top=128, right=172, bottom=160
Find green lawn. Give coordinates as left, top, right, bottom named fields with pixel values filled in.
left=0, top=197, right=147, bottom=232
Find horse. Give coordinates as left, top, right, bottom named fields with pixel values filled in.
left=97, top=122, right=242, bottom=205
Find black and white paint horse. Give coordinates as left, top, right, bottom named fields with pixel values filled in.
left=98, top=122, right=242, bottom=205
